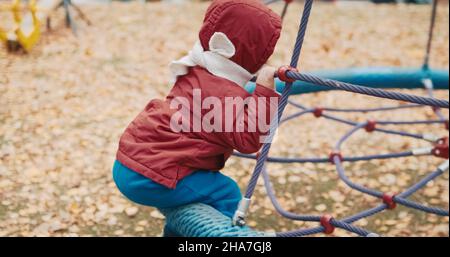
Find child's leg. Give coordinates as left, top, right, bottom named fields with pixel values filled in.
left=176, top=168, right=242, bottom=218
left=112, top=160, right=242, bottom=218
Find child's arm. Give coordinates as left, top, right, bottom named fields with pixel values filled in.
left=255, top=67, right=277, bottom=91
left=220, top=67, right=280, bottom=154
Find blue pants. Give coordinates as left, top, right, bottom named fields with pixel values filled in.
left=112, top=160, right=242, bottom=218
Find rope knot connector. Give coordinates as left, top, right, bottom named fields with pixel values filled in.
left=432, top=106, right=441, bottom=112
left=329, top=151, right=343, bottom=164
left=277, top=65, right=298, bottom=83
left=313, top=107, right=324, bottom=118
left=432, top=137, right=449, bottom=159
left=365, top=119, right=377, bottom=133
left=320, top=214, right=335, bottom=234
left=382, top=193, right=397, bottom=210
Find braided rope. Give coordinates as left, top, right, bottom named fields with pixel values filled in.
left=423, top=0, right=438, bottom=70
left=280, top=0, right=290, bottom=20
left=234, top=151, right=415, bottom=164
left=243, top=0, right=314, bottom=200
left=285, top=71, right=449, bottom=109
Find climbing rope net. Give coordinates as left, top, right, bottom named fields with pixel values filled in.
left=229, top=0, right=449, bottom=237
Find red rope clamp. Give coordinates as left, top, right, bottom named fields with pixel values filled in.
left=382, top=193, right=397, bottom=210
left=365, top=119, right=377, bottom=133
left=329, top=151, right=343, bottom=164
left=432, top=137, right=449, bottom=159
left=320, top=214, right=335, bottom=234
left=284, top=0, right=294, bottom=3
left=277, top=65, right=298, bottom=83
left=313, top=107, right=323, bottom=118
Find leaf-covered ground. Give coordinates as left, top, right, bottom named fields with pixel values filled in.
left=0, top=1, right=448, bottom=236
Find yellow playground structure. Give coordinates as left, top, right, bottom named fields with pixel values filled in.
left=0, top=0, right=90, bottom=52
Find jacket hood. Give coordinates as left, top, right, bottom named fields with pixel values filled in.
left=199, top=0, right=282, bottom=74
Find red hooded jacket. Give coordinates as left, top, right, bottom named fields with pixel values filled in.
left=117, top=0, right=282, bottom=189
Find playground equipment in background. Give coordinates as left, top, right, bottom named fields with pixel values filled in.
left=162, top=0, right=449, bottom=237
left=0, top=0, right=90, bottom=52
left=372, top=0, right=431, bottom=4
left=0, top=0, right=42, bottom=51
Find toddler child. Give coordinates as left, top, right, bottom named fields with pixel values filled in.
left=113, top=0, right=282, bottom=221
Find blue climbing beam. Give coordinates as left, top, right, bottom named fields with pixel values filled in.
left=160, top=203, right=271, bottom=237
left=245, top=67, right=449, bottom=95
